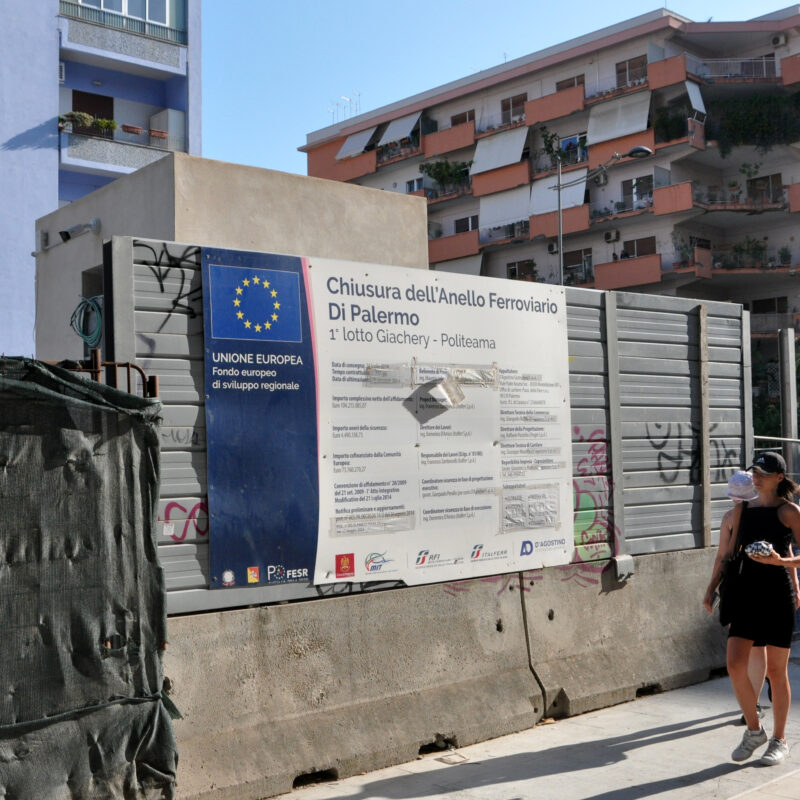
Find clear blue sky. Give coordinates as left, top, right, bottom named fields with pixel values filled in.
left=201, top=1, right=781, bottom=177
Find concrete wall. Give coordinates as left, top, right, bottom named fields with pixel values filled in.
left=35, top=154, right=429, bottom=361
left=166, top=549, right=725, bottom=799
left=0, top=1, right=60, bottom=356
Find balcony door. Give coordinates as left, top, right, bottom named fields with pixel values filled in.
left=72, top=90, right=114, bottom=137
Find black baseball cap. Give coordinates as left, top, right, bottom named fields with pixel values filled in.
left=749, top=451, right=787, bottom=475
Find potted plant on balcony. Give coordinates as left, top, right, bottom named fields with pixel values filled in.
left=671, top=232, right=693, bottom=267
left=727, top=180, right=741, bottom=203
left=92, top=117, right=118, bottom=139
left=149, top=128, right=169, bottom=140
left=121, top=123, right=143, bottom=135
left=58, top=111, right=93, bottom=132
left=779, top=245, right=792, bottom=266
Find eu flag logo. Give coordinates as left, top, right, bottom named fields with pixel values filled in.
left=208, top=264, right=303, bottom=343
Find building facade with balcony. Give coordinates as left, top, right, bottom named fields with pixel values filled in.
left=0, top=0, right=201, bottom=356
left=302, top=7, right=800, bottom=393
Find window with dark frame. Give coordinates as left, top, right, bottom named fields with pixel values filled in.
left=751, top=296, right=788, bottom=314
left=615, top=55, right=647, bottom=88
left=501, top=93, right=527, bottom=125
left=454, top=215, right=479, bottom=234
left=746, top=173, right=783, bottom=204
left=506, top=259, right=536, bottom=279
left=555, top=75, right=585, bottom=92
left=621, top=235, right=657, bottom=257
left=450, top=109, right=475, bottom=127
left=406, top=178, right=423, bottom=193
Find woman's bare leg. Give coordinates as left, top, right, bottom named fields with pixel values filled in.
left=765, top=645, right=791, bottom=740
left=728, top=637, right=760, bottom=729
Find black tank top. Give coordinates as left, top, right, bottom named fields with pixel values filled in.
left=737, top=503, right=794, bottom=602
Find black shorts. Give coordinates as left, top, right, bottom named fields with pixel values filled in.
left=728, top=616, right=794, bottom=649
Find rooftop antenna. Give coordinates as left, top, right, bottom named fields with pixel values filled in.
left=353, top=90, right=361, bottom=114
left=341, top=95, right=353, bottom=118
left=327, top=107, right=335, bottom=123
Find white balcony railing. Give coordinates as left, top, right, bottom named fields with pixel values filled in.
left=684, top=54, right=778, bottom=80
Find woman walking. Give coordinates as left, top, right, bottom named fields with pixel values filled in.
left=715, top=453, right=800, bottom=765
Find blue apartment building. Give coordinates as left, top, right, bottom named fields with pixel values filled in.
left=0, top=0, right=201, bottom=356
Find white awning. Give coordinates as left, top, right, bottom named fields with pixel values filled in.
left=479, top=185, right=531, bottom=228
left=434, top=255, right=483, bottom=275
left=586, top=90, right=651, bottom=146
left=376, top=112, right=421, bottom=147
left=336, top=127, right=377, bottom=160
left=469, top=126, right=529, bottom=175
left=685, top=81, right=706, bottom=115
left=529, top=168, right=588, bottom=215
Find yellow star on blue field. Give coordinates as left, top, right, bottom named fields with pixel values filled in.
left=243, top=279, right=250, bottom=287
left=274, top=301, right=280, bottom=310
left=271, top=313, right=278, bottom=321
left=252, top=276, right=260, bottom=285
left=255, top=324, right=262, bottom=332
left=244, top=320, right=251, bottom=329
left=237, top=311, right=243, bottom=319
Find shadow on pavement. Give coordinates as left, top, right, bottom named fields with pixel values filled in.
left=334, top=711, right=752, bottom=800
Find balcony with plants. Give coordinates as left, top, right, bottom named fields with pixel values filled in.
left=419, top=160, right=473, bottom=203
left=590, top=176, right=654, bottom=220
left=530, top=127, right=588, bottom=175
left=711, top=239, right=794, bottom=271
left=479, top=219, right=530, bottom=246
left=584, top=56, right=648, bottom=100
left=58, top=109, right=184, bottom=173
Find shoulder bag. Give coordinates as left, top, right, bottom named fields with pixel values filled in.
left=718, top=502, right=746, bottom=627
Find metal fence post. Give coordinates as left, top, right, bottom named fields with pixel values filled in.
left=698, top=305, right=711, bottom=548
left=604, top=293, right=632, bottom=580
left=779, top=327, right=798, bottom=475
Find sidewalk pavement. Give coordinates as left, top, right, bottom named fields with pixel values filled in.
left=287, top=641, right=800, bottom=800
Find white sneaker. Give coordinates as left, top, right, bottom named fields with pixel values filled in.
left=760, top=737, right=789, bottom=766
left=732, top=727, right=768, bottom=761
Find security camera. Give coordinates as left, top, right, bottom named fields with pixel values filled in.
left=58, top=218, right=101, bottom=242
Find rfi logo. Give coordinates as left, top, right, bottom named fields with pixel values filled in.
left=336, top=553, right=355, bottom=578
left=247, top=566, right=260, bottom=584
left=415, top=549, right=429, bottom=565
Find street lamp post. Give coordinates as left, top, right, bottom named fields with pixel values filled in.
left=554, top=145, right=653, bottom=286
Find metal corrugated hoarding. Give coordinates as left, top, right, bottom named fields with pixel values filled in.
left=106, top=237, right=750, bottom=614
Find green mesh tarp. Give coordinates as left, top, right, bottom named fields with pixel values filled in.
left=0, top=358, right=177, bottom=798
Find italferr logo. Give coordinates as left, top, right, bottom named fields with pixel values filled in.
left=471, top=544, right=483, bottom=560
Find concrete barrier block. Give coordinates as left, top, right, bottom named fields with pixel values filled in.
left=167, top=575, right=540, bottom=799
left=524, top=550, right=727, bottom=718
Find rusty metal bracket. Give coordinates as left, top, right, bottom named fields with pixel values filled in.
left=44, top=348, right=158, bottom=398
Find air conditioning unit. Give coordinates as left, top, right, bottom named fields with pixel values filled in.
left=771, top=33, right=787, bottom=47
left=604, top=230, right=620, bottom=243
left=593, top=172, right=608, bottom=186
left=59, top=61, right=65, bottom=83
left=547, top=242, right=559, bottom=254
